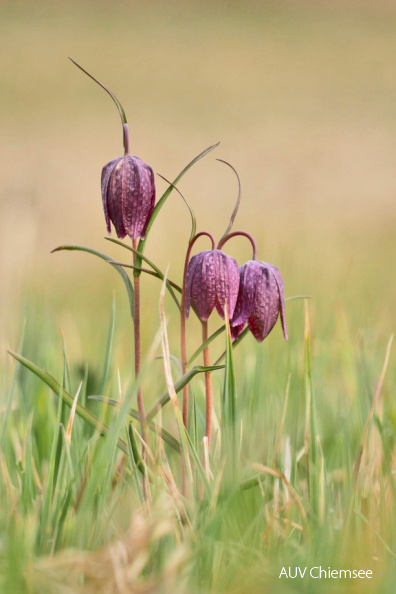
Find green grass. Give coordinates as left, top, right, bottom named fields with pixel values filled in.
left=1, top=276, right=395, bottom=592
left=2, top=1, right=396, bottom=591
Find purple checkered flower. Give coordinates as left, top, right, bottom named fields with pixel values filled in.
left=101, top=154, right=155, bottom=241
left=231, top=260, right=288, bottom=342
left=185, top=249, right=240, bottom=322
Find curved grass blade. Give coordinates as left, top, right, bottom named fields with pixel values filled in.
left=222, top=315, right=238, bottom=481
left=52, top=245, right=134, bottom=319
left=69, top=58, right=127, bottom=126
left=217, top=159, right=242, bottom=241
left=89, top=395, right=181, bottom=453
left=127, top=421, right=146, bottom=477
left=109, top=264, right=182, bottom=293
left=8, top=351, right=128, bottom=454
left=105, top=237, right=180, bottom=308
left=146, top=365, right=224, bottom=422
left=136, top=142, right=220, bottom=264
left=157, top=173, right=196, bottom=242
left=107, top=259, right=181, bottom=310
left=214, top=327, right=250, bottom=365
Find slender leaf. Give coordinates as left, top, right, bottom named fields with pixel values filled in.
left=89, top=396, right=181, bottom=453
left=127, top=422, right=146, bottom=477
left=222, top=316, right=238, bottom=481
left=157, top=173, right=197, bottom=242
left=52, top=245, right=134, bottom=318
left=136, top=142, right=220, bottom=264
left=187, top=326, right=225, bottom=367
left=109, top=263, right=182, bottom=293
left=217, top=159, right=242, bottom=241
left=8, top=351, right=128, bottom=454
left=105, top=237, right=180, bottom=308
left=146, top=365, right=224, bottom=422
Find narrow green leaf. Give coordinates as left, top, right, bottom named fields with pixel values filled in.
left=157, top=173, right=197, bottom=242
left=215, top=327, right=250, bottom=366
left=8, top=351, right=128, bottom=454
left=146, top=365, right=224, bottom=422
left=52, top=245, right=134, bottom=319
left=108, top=263, right=182, bottom=293
left=217, top=159, right=242, bottom=241
left=127, top=422, right=146, bottom=477
left=105, top=237, right=180, bottom=309
left=136, top=142, right=220, bottom=264
left=88, top=396, right=181, bottom=454
left=222, top=316, right=238, bottom=481
left=69, top=57, right=127, bottom=126
left=187, top=326, right=225, bottom=367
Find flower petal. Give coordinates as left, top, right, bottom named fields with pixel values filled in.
left=184, top=252, right=204, bottom=319
left=231, top=261, right=261, bottom=327
left=214, top=251, right=239, bottom=319
left=107, top=158, right=128, bottom=238
left=101, top=157, right=122, bottom=234
left=247, top=266, right=280, bottom=342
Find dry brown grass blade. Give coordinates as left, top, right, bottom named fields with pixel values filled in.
left=32, top=508, right=188, bottom=594
left=252, top=463, right=308, bottom=538
left=272, top=374, right=291, bottom=466
left=353, top=333, right=394, bottom=482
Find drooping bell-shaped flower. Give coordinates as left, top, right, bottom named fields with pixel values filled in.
left=231, top=260, right=288, bottom=342
left=101, top=152, right=155, bottom=240
left=185, top=249, right=240, bottom=321
left=68, top=58, right=156, bottom=241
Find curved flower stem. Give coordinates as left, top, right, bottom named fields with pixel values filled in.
left=202, top=321, right=213, bottom=448
left=180, top=232, right=216, bottom=428
left=180, top=232, right=215, bottom=497
left=132, top=239, right=148, bottom=488
left=123, top=124, right=130, bottom=155
left=217, top=230, right=257, bottom=261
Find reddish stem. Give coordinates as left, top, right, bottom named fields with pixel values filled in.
left=217, top=230, right=257, bottom=260
left=180, top=231, right=216, bottom=428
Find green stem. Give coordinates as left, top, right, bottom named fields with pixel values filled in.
left=68, top=57, right=129, bottom=154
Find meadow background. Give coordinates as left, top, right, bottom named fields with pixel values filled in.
left=1, top=0, right=396, bottom=592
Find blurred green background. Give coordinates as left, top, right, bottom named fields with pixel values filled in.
left=1, top=0, right=396, bottom=351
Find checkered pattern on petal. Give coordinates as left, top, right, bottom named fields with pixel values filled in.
left=185, top=249, right=240, bottom=322
left=101, top=154, right=156, bottom=241
left=101, top=157, right=123, bottom=234
left=231, top=260, right=288, bottom=343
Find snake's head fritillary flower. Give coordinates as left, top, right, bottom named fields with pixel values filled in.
left=231, top=260, right=288, bottom=342
left=185, top=249, right=240, bottom=322
left=101, top=153, right=156, bottom=241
